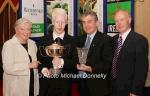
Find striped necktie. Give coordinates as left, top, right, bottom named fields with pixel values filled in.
left=111, top=36, right=123, bottom=79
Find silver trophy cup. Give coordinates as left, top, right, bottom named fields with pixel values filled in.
left=45, top=43, right=64, bottom=76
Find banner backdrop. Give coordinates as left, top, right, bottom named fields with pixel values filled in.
left=19, top=0, right=134, bottom=37
left=106, top=0, right=134, bottom=36
left=45, top=0, right=74, bottom=36
left=77, top=0, right=104, bottom=35
left=20, top=0, right=44, bottom=37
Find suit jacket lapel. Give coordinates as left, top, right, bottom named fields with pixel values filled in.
left=119, top=31, right=134, bottom=57
left=62, top=33, right=69, bottom=45
left=46, top=33, right=54, bottom=46
left=87, top=32, right=101, bottom=58
left=79, top=34, right=87, bottom=47
left=83, top=35, right=87, bottom=46
left=114, top=35, right=119, bottom=48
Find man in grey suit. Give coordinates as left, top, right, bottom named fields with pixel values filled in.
left=111, top=10, right=149, bottom=96
left=76, top=11, right=113, bottom=96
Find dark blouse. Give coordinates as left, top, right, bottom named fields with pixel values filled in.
left=21, top=44, right=34, bottom=96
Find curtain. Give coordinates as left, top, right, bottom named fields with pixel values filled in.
left=0, top=0, right=19, bottom=43
left=0, top=0, right=19, bottom=77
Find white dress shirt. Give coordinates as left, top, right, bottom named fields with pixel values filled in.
left=53, top=31, right=65, bottom=40
left=119, top=28, right=131, bottom=45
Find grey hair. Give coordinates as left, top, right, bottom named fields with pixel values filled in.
left=15, top=18, right=32, bottom=27
left=51, top=8, right=67, bottom=24
left=82, top=11, right=98, bottom=21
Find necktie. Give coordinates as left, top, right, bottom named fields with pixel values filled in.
left=84, top=36, right=91, bottom=48
left=111, top=36, right=123, bottom=79
left=55, top=37, right=62, bottom=44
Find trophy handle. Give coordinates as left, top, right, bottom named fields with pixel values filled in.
left=45, top=47, right=53, bottom=57
left=63, top=44, right=70, bottom=56
left=39, top=46, right=49, bottom=57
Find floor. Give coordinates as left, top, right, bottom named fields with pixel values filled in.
left=0, top=80, right=79, bottom=96
left=0, top=80, right=149, bottom=96
left=0, top=80, right=2, bottom=96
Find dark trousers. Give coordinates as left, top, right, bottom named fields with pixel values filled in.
left=111, top=79, right=129, bottom=96
left=78, top=79, right=111, bottom=96
left=39, top=78, right=71, bottom=96
left=29, top=69, right=34, bottom=96
left=78, top=79, right=91, bottom=96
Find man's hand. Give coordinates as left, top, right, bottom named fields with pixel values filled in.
left=41, top=68, right=50, bottom=78
left=129, top=93, right=137, bottom=96
left=52, top=57, right=64, bottom=69
left=76, top=64, right=92, bottom=72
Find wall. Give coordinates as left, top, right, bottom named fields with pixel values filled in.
left=134, top=0, right=150, bottom=86
left=134, top=0, right=150, bottom=45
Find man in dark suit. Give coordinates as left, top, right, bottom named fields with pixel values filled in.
left=111, top=10, right=149, bottom=96
left=76, top=11, right=113, bottom=96
left=37, top=8, right=78, bottom=96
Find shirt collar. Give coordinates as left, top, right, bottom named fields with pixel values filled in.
left=87, top=31, right=97, bottom=41
left=119, top=28, right=131, bottom=44
left=53, top=32, right=65, bottom=40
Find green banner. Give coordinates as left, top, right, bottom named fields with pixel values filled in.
left=107, top=1, right=131, bottom=24
left=32, top=23, right=44, bottom=33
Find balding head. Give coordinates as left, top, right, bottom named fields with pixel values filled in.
left=115, top=10, right=131, bottom=19
left=114, top=10, right=131, bottom=34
